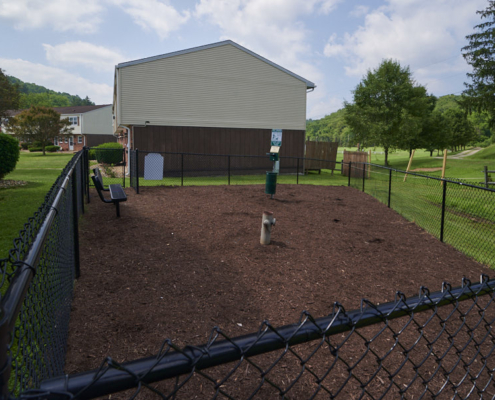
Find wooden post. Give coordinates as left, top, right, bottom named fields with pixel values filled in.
left=368, top=150, right=372, bottom=178
left=441, top=149, right=447, bottom=186
left=403, top=150, right=415, bottom=182
left=260, top=211, right=276, bottom=245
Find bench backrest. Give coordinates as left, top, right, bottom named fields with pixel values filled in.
left=92, top=168, right=105, bottom=191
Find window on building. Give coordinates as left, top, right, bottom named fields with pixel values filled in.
left=65, top=137, right=68, bottom=143
left=68, top=116, right=78, bottom=125
left=78, top=136, right=82, bottom=144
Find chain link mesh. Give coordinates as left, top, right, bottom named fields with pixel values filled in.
left=0, top=152, right=84, bottom=396
left=347, top=162, right=495, bottom=268
left=25, top=276, right=495, bottom=399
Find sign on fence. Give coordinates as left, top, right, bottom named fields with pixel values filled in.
left=271, top=129, right=282, bottom=146
left=144, top=153, right=164, bottom=180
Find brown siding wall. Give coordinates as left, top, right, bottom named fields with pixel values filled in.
left=85, top=134, right=117, bottom=148
left=134, top=126, right=305, bottom=158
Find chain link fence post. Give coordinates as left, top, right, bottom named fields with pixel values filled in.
left=440, top=180, right=447, bottom=242
left=72, top=161, right=81, bottom=279
left=181, top=153, right=184, bottom=187
left=388, top=168, right=392, bottom=208
left=122, top=148, right=126, bottom=188
left=0, top=312, right=11, bottom=399
left=348, top=161, right=352, bottom=187
left=362, top=162, right=365, bottom=192
left=228, top=155, right=230, bottom=186
left=136, top=149, right=140, bottom=194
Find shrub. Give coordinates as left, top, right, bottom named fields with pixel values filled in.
left=0, top=133, right=20, bottom=180
left=32, top=140, right=53, bottom=147
left=93, top=142, right=123, bottom=164
left=45, top=145, right=60, bottom=152
left=28, top=147, right=42, bottom=152
left=20, top=142, right=29, bottom=150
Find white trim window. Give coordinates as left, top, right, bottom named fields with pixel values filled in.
left=68, top=116, right=78, bottom=126
left=65, top=137, right=68, bottom=143
left=78, top=136, right=82, bottom=144
left=54, top=137, right=58, bottom=145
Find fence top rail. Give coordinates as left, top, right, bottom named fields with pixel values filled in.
left=38, top=274, right=494, bottom=399
left=348, top=161, right=495, bottom=192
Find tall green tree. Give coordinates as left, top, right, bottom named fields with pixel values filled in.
left=462, top=1, right=495, bottom=123
left=344, top=59, right=431, bottom=166
left=7, top=106, right=73, bottom=155
left=0, top=69, right=20, bottom=120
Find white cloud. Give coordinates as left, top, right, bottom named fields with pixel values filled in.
left=0, top=58, right=112, bottom=104
left=43, top=41, right=125, bottom=72
left=111, top=0, right=190, bottom=40
left=324, top=0, right=486, bottom=84
left=350, top=5, right=369, bottom=18
left=0, top=0, right=103, bottom=33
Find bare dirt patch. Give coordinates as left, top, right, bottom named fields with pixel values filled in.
left=410, top=167, right=443, bottom=172
left=66, top=185, right=488, bottom=398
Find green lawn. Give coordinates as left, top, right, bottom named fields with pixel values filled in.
left=338, top=146, right=495, bottom=182
left=0, top=152, right=74, bottom=260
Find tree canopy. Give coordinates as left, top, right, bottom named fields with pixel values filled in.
left=343, top=59, right=431, bottom=165
left=0, top=69, right=20, bottom=120
left=7, top=76, right=94, bottom=108
left=7, top=106, right=73, bottom=155
left=462, top=1, right=495, bottom=123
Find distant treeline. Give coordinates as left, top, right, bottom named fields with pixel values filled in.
left=7, top=76, right=95, bottom=109
left=307, top=95, right=493, bottom=148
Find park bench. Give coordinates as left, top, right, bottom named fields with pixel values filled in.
left=91, top=168, right=127, bottom=217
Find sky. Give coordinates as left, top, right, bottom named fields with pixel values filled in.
left=0, top=0, right=487, bottom=119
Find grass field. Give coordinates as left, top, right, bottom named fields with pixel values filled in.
left=0, top=152, right=74, bottom=259
left=338, top=146, right=495, bottom=182
left=352, top=164, right=495, bottom=268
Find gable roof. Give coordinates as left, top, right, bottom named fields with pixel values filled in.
left=6, top=104, right=111, bottom=117
left=116, top=40, right=316, bottom=89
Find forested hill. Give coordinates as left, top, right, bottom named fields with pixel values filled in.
left=307, top=94, right=493, bottom=146
left=7, top=76, right=95, bottom=109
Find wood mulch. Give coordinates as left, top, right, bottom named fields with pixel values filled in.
left=65, top=185, right=489, bottom=399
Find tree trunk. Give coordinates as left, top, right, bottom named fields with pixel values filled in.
left=430, top=150, right=433, bottom=157
left=42, top=145, right=46, bottom=156
left=384, top=147, right=389, bottom=167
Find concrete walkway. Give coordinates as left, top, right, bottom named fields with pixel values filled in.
left=435, top=147, right=483, bottom=159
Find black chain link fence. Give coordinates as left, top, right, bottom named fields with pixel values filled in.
left=27, top=276, right=495, bottom=399
left=0, top=151, right=86, bottom=397
left=347, top=162, right=495, bottom=268
left=128, top=150, right=345, bottom=189
left=1, top=150, right=495, bottom=399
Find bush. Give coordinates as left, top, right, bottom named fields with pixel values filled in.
left=20, top=142, right=29, bottom=150
left=28, top=147, right=42, bottom=152
left=93, top=142, right=123, bottom=164
left=32, top=140, right=53, bottom=147
left=45, top=145, right=60, bottom=152
left=0, top=133, right=20, bottom=180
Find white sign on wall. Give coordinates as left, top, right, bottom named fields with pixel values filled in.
left=144, top=153, right=164, bottom=180
left=271, top=129, right=282, bottom=147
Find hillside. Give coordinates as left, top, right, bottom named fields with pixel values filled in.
left=7, top=76, right=94, bottom=109
left=307, top=94, right=494, bottom=146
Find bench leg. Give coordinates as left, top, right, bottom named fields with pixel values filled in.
left=116, top=202, right=120, bottom=217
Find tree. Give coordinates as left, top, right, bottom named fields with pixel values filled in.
left=0, top=69, right=20, bottom=120
left=462, top=1, right=495, bottom=123
left=344, top=60, right=431, bottom=166
left=444, top=109, right=478, bottom=151
left=7, top=106, right=73, bottom=155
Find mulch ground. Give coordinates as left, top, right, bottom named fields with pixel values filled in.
left=65, top=184, right=489, bottom=399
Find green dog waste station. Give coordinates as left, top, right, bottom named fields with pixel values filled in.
left=265, top=145, right=280, bottom=199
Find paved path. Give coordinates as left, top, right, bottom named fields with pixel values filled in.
left=435, top=147, right=483, bottom=159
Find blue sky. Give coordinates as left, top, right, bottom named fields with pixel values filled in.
left=0, top=0, right=487, bottom=119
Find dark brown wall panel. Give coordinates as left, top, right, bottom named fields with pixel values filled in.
left=85, top=134, right=117, bottom=147
left=133, top=125, right=305, bottom=159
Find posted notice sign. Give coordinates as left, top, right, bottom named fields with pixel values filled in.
left=271, top=129, right=282, bottom=147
